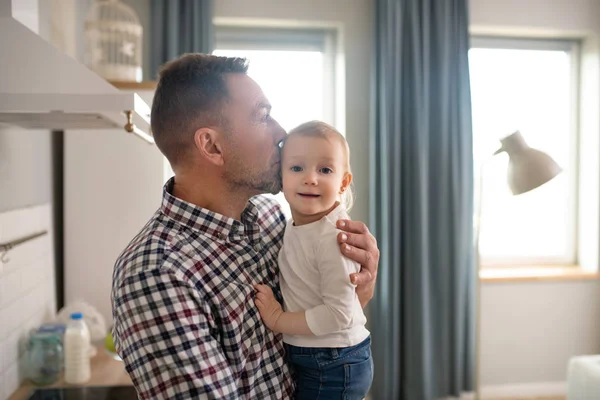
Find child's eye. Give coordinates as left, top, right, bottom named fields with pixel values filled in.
left=291, top=166, right=303, bottom=172
left=320, top=168, right=333, bottom=174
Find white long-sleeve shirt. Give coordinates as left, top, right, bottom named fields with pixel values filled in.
left=278, top=204, right=370, bottom=348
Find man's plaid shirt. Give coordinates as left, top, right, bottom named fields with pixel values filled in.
left=111, top=178, right=294, bottom=399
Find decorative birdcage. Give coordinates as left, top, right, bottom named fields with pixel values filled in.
left=84, top=0, right=143, bottom=82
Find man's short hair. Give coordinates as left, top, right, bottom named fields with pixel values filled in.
left=151, top=53, right=248, bottom=168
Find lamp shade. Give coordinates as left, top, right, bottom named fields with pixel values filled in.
left=495, top=131, right=562, bottom=195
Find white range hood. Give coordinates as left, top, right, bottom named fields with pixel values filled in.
left=0, top=0, right=153, bottom=143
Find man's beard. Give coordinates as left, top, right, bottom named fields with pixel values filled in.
left=222, top=134, right=282, bottom=195
left=252, top=168, right=282, bottom=194
left=225, top=163, right=282, bottom=195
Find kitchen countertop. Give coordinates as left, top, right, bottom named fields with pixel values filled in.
left=8, top=346, right=132, bottom=400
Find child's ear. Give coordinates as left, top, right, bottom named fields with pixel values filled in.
left=339, top=172, right=353, bottom=194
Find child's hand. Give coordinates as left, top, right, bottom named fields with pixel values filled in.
left=254, top=284, right=283, bottom=332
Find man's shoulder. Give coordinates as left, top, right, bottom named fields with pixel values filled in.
left=113, top=209, right=230, bottom=282
left=252, top=195, right=287, bottom=231
left=252, top=194, right=283, bottom=213
left=113, top=211, right=182, bottom=280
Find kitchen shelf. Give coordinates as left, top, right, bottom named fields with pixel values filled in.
left=108, top=80, right=157, bottom=91
left=0, top=92, right=153, bottom=143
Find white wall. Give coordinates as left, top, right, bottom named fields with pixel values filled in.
left=470, top=0, right=600, bottom=33
left=470, top=0, right=600, bottom=394
left=0, top=129, right=52, bottom=213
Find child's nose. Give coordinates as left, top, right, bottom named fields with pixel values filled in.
left=303, top=173, right=318, bottom=185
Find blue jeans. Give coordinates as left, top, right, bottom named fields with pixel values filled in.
left=285, top=336, right=373, bottom=400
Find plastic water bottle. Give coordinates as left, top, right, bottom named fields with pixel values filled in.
left=64, top=312, right=91, bottom=384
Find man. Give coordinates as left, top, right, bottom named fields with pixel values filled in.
left=112, top=54, right=379, bottom=399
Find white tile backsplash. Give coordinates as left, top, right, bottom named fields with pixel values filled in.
left=2, top=269, right=23, bottom=306
left=0, top=203, right=56, bottom=399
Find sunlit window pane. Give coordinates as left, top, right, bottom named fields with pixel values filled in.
left=469, top=45, right=577, bottom=265
left=214, top=49, right=325, bottom=131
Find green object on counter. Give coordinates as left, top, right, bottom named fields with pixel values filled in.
left=105, top=331, right=117, bottom=353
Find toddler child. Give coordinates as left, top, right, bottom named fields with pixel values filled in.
left=255, top=120, right=373, bottom=400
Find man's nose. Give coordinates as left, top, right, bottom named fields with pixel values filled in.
left=272, top=119, right=287, bottom=144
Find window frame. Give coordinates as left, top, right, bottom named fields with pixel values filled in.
left=470, top=36, right=581, bottom=268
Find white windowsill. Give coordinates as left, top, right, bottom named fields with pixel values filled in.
left=480, top=265, right=599, bottom=283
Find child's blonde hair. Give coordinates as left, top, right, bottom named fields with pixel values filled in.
left=283, top=120, right=354, bottom=212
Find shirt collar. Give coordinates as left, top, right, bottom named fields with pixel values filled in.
left=160, top=177, right=261, bottom=242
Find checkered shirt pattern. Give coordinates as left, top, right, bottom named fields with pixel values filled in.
left=112, top=178, right=294, bottom=399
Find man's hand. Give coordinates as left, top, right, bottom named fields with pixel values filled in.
left=254, top=284, right=284, bottom=332
left=336, top=220, right=380, bottom=308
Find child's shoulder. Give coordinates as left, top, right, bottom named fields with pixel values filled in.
left=315, top=205, right=350, bottom=240
left=323, top=204, right=350, bottom=229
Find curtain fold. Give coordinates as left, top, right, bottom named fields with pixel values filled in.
left=149, top=0, right=214, bottom=79
left=369, top=0, right=475, bottom=399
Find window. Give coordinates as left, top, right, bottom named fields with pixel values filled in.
left=469, top=37, right=579, bottom=267
left=215, top=26, right=337, bottom=129
left=213, top=25, right=339, bottom=218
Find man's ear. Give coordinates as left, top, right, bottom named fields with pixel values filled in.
left=193, top=128, right=224, bottom=166
left=340, top=172, right=353, bottom=194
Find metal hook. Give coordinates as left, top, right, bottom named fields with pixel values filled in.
left=0, top=231, right=47, bottom=264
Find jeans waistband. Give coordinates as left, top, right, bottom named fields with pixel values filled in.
left=284, top=335, right=371, bottom=356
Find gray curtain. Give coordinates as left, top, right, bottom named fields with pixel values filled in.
left=369, top=0, right=475, bottom=399
left=150, top=0, right=214, bottom=79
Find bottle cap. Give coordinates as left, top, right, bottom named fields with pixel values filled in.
left=70, top=312, right=83, bottom=320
